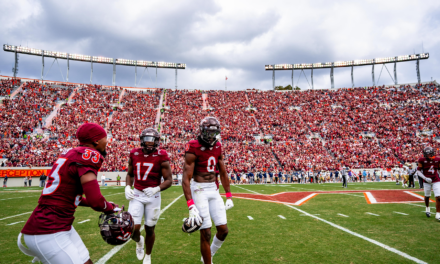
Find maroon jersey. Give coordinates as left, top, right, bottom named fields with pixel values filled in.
left=418, top=156, right=440, bottom=183
left=130, top=148, right=170, bottom=191
left=185, top=140, right=222, bottom=174
left=21, top=147, right=103, bottom=235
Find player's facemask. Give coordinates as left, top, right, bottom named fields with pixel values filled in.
left=140, top=136, right=159, bottom=153
left=200, top=127, right=220, bottom=146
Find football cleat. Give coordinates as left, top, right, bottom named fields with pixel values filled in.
left=436, top=213, right=440, bottom=221
left=136, top=235, right=145, bottom=260
left=426, top=212, right=431, bottom=218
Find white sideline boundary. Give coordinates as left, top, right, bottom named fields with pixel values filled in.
left=96, top=194, right=184, bottom=264
left=0, top=211, right=32, bottom=221
left=235, top=186, right=427, bottom=264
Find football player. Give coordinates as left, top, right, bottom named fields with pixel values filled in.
left=125, top=128, right=173, bottom=264
left=18, top=123, right=118, bottom=264
left=417, top=147, right=440, bottom=220
left=182, top=117, right=234, bottom=264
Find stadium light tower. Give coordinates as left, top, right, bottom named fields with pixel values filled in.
left=265, top=53, right=429, bottom=89
left=3, top=44, right=186, bottom=87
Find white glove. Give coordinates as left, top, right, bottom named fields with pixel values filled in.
left=188, top=205, right=203, bottom=226
left=125, top=186, right=135, bottom=200
left=225, top=198, right=234, bottom=210
left=417, top=170, right=432, bottom=183
left=143, top=186, right=160, bottom=198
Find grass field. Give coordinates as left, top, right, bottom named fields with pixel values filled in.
left=1, top=182, right=438, bottom=264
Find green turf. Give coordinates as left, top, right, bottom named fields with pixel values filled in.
left=0, top=183, right=437, bottom=263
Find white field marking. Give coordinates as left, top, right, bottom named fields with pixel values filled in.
left=365, top=192, right=377, bottom=203
left=393, top=212, right=409, bottom=216
left=404, top=191, right=425, bottom=200
left=0, top=195, right=39, bottom=201
left=340, top=193, right=365, bottom=198
left=232, top=185, right=261, bottom=194
left=294, top=193, right=317, bottom=205
left=338, top=213, right=349, bottom=217
left=96, top=194, right=183, bottom=264
left=278, top=215, right=286, bottom=219
left=78, top=219, right=91, bottom=224
left=0, top=211, right=32, bottom=221
left=300, top=214, right=320, bottom=216
left=247, top=216, right=254, bottom=220
left=105, top=192, right=124, bottom=197
left=6, top=221, right=25, bottom=226
left=235, top=185, right=428, bottom=264
left=404, top=203, right=436, bottom=209
left=366, top=212, right=380, bottom=216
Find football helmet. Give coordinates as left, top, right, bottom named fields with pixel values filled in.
left=182, top=216, right=203, bottom=233
left=199, top=116, right=221, bottom=146
left=98, top=207, right=134, bottom=245
left=140, top=128, right=160, bottom=153
left=423, top=146, right=435, bottom=160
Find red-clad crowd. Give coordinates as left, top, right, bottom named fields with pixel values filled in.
left=0, top=78, right=21, bottom=97
left=1, top=81, right=74, bottom=139
left=1, top=81, right=439, bottom=172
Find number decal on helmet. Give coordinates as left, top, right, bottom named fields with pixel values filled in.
left=207, top=156, right=216, bottom=172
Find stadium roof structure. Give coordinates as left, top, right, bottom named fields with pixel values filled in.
left=3, top=44, right=185, bottom=88
left=265, top=53, right=429, bottom=89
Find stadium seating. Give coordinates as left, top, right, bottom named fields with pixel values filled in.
left=1, top=77, right=439, bottom=172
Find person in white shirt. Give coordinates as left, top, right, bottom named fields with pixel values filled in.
left=177, top=173, right=183, bottom=185
left=101, top=174, right=106, bottom=186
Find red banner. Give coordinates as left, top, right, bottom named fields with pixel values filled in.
left=0, top=169, right=51, bottom=178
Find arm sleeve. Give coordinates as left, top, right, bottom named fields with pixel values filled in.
left=82, top=180, right=114, bottom=213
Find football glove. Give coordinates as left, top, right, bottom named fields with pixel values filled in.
left=225, top=198, right=234, bottom=210
left=188, top=205, right=203, bottom=226
left=143, top=186, right=160, bottom=198
left=417, top=170, right=432, bottom=183
left=125, top=186, right=135, bottom=200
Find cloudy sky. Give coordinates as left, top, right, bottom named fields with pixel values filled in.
left=0, top=0, right=439, bottom=90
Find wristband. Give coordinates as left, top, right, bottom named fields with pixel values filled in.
left=187, top=199, right=195, bottom=208
left=226, top=192, right=232, bottom=198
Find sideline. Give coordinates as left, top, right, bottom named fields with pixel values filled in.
left=95, top=194, right=184, bottom=264
left=0, top=212, right=32, bottom=221
left=234, top=186, right=427, bottom=264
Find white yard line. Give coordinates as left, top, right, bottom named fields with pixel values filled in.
left=233, top=185, right=261, bottom=194
left=366, top=212, right=380, bottom=216
left=338, top=213, right=349, bottom=217
left=278, top=215, right=286, bottom=219
left=365, top=192, right=377, bottom=203
left=341, top=193, right=365, bottom=198
left=6, top=221, right=25, bottom=226
left=404, top=191, right=425, bottom=201
left=96, top=194, right=184, bottom=264
left=234, top=185, right=427, bottom=264
left=294, top=193, right=317, bottom=205
left=0, top=211, right=32, bottom=221
left=404, top=203, right=435, bottom=209
left=247, top=216, right=254, bottom=220
left=105, top=192, right=124, bottom=197
left=393, top=212, right=409, bottom=216
left=78, top=219, right=91, bottom=224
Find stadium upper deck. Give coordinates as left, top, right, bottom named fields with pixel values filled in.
left=0, top=75, right=439, bottom=173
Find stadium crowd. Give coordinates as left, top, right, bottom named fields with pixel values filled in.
left=1, top=79, right=439, bottom=173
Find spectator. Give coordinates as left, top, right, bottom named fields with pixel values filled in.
left=40, top=172, right=47, bottom=187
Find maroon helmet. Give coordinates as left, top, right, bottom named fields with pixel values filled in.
left=199, top=116, right=221, bottom=146
left=98, top=207, right=134, bottom=245
left=140, top=127, right=160, bottom=153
